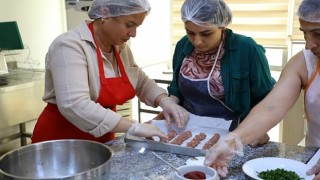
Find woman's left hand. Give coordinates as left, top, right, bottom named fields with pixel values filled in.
left=159, top=97, right=189, bottom=128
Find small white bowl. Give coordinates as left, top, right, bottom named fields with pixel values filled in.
left=174, top=165, right=220, bottom=180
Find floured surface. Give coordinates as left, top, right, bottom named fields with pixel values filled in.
left=151, top=113, right=231, bottom=150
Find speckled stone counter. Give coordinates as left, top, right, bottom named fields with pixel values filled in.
left=105, top=136, right=318, bottom=180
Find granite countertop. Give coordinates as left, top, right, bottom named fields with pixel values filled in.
left=105, top=136, right=318, bottom=180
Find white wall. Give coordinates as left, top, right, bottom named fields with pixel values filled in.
left=0, top=0, right=67, bottom=153
left=0, top=0, right=67, bottom=69
left=130, top=0, right=172, bottom=68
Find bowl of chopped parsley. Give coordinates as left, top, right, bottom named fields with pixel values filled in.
left=242, top=157, right=315, bottom=180
left=257, top=168, right=303, bottom=180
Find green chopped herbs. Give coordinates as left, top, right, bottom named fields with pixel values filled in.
left=257, top=168, right=303, bottom=180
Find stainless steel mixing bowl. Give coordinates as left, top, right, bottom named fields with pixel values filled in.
left=0, top=139, right=113, bottom=180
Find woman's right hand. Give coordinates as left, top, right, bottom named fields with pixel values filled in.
left=204, top=132, right=244, bottom=177
left=306, top=158, right=320, bottom=179
left=153, top=112, right=165, bottom=120
left=248, top=133, right=270, bottom=147
left=127, top=122, right=168, bottom=139
left=159, top=97, right=189, bottom=128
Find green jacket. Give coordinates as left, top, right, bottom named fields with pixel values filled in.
left=168, top=29, right=276, bottom=130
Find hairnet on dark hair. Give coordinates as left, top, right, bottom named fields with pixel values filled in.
left=298, top=0, right=320, bottom=23
left=88, top=0, right=151, bottom=19
left=181, top=0, right=232, bottom=27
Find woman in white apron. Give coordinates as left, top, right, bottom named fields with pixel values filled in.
left=203, top=0, right=320, bottom=178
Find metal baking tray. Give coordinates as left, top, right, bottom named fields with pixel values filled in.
left=124, top=134, right=206, bottom=157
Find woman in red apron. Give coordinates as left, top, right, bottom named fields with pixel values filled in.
left=32, top=23, right=135, bottom=143
left=32, top=0, right=189, bottom=144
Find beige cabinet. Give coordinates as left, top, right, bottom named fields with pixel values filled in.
left=279, top=42, right=306, bottom=145
left=279, top=92, right=305, bottom=145
left=0, top=70, right=46, bottom=154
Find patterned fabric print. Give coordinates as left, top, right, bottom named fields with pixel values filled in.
left=180, top=31, right=226, bottom=99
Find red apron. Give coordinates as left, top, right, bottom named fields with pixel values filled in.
left=32, top=22, right=135, bottom=143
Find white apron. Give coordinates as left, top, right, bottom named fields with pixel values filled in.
left=304, top=49, right=320, bottom=147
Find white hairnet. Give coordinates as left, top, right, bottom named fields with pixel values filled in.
left=88, top=0, right=151, bottom=19
left=298, top=0, right=320, bottom=23
left=181, top=0, right=232, bottom=27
